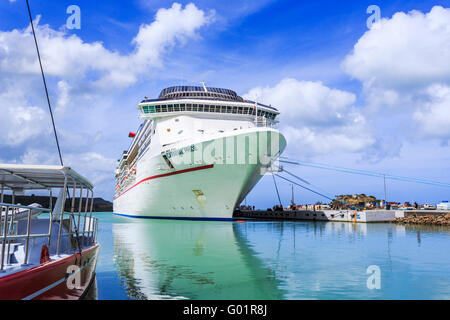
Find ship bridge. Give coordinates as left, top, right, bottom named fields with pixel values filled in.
left=138, top=85, right=279, bottom=122
left=158, top=86, right=244, bottom=102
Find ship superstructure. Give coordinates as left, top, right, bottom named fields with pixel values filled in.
left=113, top=85, right=286, bottom=220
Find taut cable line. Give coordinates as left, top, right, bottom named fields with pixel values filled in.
left=26, top=0, right=83, bottom=256
left=279, top=158, right=450, bottom=188
left=26, top=0, right=64, bottom=166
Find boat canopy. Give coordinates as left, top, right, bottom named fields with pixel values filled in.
left=0, top=164, right=94, bottom=191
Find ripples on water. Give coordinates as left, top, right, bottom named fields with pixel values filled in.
left=92, top=213, right=450, bottom=300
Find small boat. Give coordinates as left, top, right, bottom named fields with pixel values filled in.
left=0, top=164, right=100, bottom=300
left=1, top=203, right=43, bottom=221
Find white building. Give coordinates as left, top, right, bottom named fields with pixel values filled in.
left=437, top=201, right=450, bottom=210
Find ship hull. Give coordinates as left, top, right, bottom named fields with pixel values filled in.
left=113, top=129, right=286, bottom=220
left=0, top=244, right=100, bottom=300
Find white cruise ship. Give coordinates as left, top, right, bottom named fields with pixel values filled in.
left=113, top=85, right=286, bottom=220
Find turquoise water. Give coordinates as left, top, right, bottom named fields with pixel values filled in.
left=92, top=212, right=450, bottom=300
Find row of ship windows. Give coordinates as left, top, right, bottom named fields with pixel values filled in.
left=140, top=104, right=277, bottom=120
left=161, top=86, right=235, bottom=95
left=135, top=122, right=154, bottom=159
left=127, top=121, right=152, bottom=155
left=164, top=92, right=237, bottom=99
left=138, top=137, right=152, bottom=159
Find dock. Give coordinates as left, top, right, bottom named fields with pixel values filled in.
left=234, top=209, right=449, bottom=223
left=401, top=210, right=450, bottom=217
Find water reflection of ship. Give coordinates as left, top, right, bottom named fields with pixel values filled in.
left=235, top=221, right=413, bottom=299
left=112, top=220, right=286, bottom=300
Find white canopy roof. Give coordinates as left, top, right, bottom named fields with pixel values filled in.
left=0, top=164, right=94, bottom=191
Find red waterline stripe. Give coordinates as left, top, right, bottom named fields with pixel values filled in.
left=0, top=244, right=99, bottom=283
left=114, top=164, right=214, bottom=200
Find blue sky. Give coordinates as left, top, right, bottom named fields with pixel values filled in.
left=1, top=0, right=450, bottom=207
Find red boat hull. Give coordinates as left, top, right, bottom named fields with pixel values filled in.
left=0, top=244, right=100, bottom=300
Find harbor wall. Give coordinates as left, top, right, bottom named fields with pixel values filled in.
left=236, top=209, right=401, bottom=223
left=403, top=210, right=450, bottom=217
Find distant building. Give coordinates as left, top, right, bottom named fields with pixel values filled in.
left=437, top=201, right=450, bottom=210
left=387, top=202, right=400, bottom=209
left=403, top=202, right=413, bottom=208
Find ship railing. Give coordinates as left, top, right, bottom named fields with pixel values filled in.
left=254, top=116, right=278, bottom=128
left=0, top=203, right=99, bottom=272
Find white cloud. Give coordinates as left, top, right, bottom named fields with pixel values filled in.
left=0, top=3, right=214, bottom=199
left=282, top=125, right=375, bottom=156
left=0, top=3, right=213, bottom=90
left=20, top=148, right=117, bottom=196
left=1, top=105, right=47, bottom=146
left=342, top=6, right=450, bottom=142
left=342, top=6, right=450, bottom=92
left=244, top=78, right=375, bottom=156
left=414, top=84, right=450, bottom=139
left=19, top=149, right=56, bottom=165
left=244, top=78, right=357, bottom=127
left=55, top=80, right=70, bottom=115
left=0, top=2, right=213, bottom=144
left=0, top=82, right=48, bottom=147
left=132, top=3, right=214, bottom=69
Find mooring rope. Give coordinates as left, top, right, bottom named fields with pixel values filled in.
left=275, top=173, right=335, bottom=202
left=272, top=174, right=283, bottom=207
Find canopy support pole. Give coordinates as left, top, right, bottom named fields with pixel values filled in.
left=56, top=175, right=68, bottom=256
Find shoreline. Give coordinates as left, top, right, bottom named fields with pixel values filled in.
left=393, top=213, right=450, bottom=226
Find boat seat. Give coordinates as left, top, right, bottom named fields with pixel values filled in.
left=0, top=242, right=24, bottom=266
left=15, top=219, right=74, bottom=265
left=8, top=243, right=25, bottom=265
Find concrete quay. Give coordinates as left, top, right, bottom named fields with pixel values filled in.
left=235, top=209, right=406, bottom=223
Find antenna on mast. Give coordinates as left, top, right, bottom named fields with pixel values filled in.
left=254, top=94, right=259, bottom=123
left=200, top=81, right=208, bottom=92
